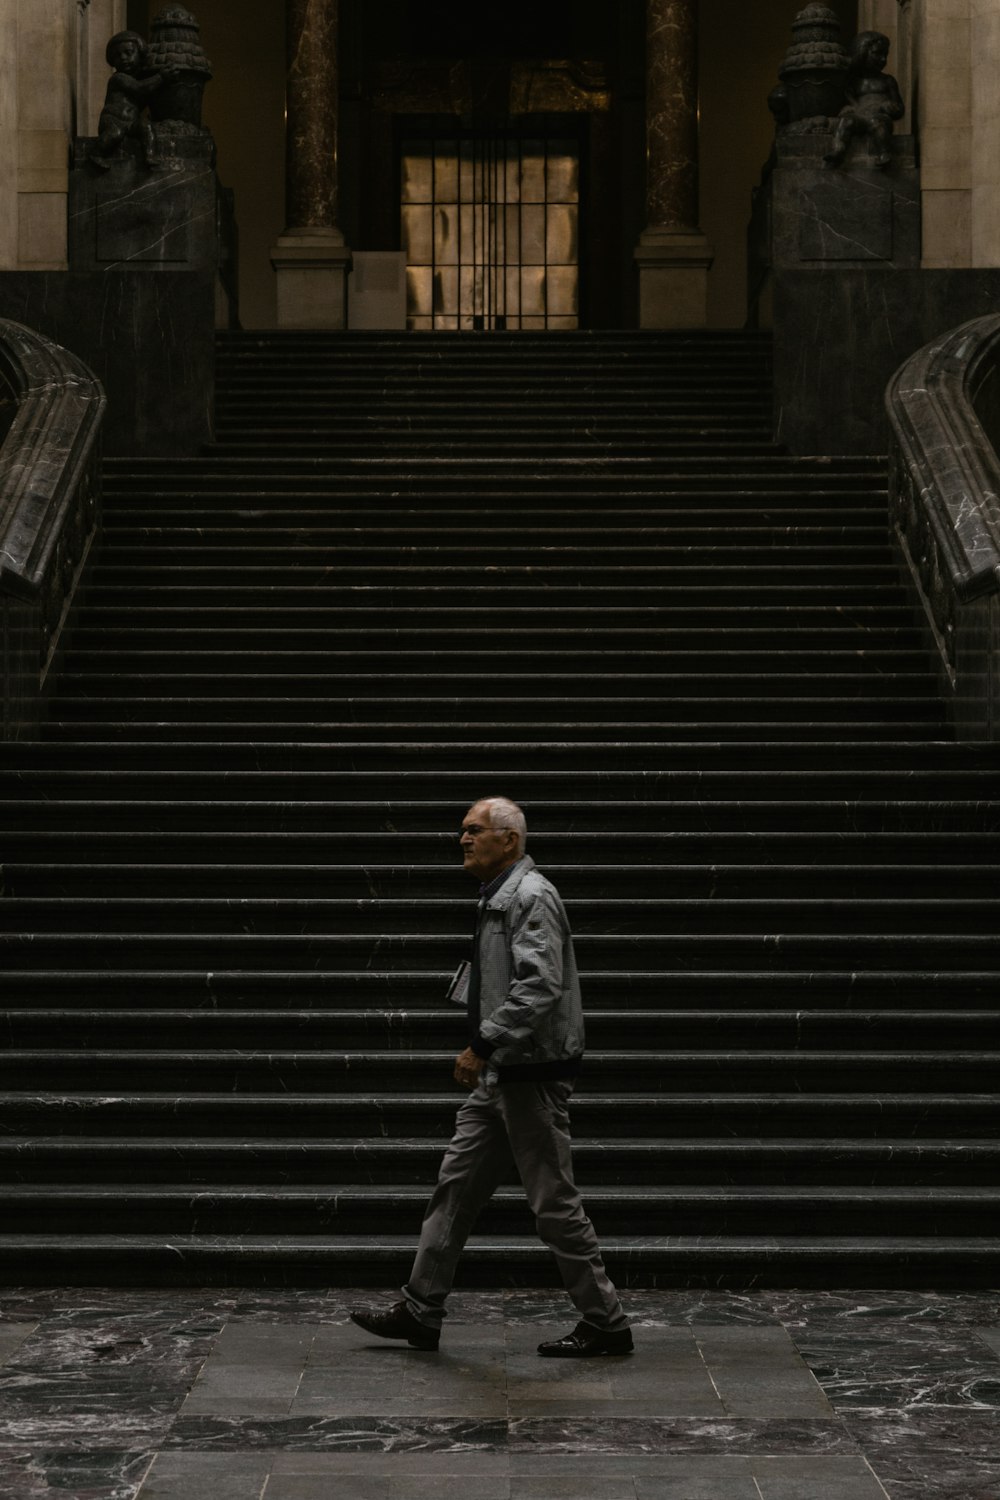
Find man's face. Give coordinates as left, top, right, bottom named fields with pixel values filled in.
left=460, top=801, right=519, bottom=883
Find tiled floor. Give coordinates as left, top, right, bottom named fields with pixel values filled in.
left=1, top=1287, right=999, bottom=1498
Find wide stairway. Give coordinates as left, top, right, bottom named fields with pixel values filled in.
left=1, top=329, right=998, bottom=1285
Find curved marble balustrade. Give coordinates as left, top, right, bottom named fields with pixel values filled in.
left=0, top=320, right=105, bottom=740
left=886, top=314, right=1000, bottom=740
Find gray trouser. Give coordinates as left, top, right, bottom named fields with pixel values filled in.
left=402, top=1077, right=627, bottom=1332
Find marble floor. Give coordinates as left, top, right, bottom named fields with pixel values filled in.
left=1, top=1287, right=999, bottom=1499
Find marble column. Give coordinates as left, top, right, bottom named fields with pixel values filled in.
left=634, top=0, right=713, bottom=328
left=271, top=0, right=351, bottom=329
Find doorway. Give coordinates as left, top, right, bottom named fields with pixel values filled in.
left=400, top=123, right=581, bottom=331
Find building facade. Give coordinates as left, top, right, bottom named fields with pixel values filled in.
left=14, top=1, right=988, bottom=331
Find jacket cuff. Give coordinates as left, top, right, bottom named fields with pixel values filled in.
left=470, top=1034, right=495, bottom=1060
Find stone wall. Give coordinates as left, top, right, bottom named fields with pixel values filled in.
left=0, top=0, right=126, bottom=273
left=917, top=0, right=1000, bottom=271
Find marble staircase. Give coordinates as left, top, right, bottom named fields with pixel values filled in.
left=1, top=329, right=998, bottom=1284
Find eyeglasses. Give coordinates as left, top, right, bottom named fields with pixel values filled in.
left=460, top=824, right=509, bottom=839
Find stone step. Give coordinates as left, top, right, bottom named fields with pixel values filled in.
left=56, top=648, right=933, bottom=677
left=1, top=931, right=997, bottom=973
left=84, top=559, right=904, bottom=585
left=94, top=543, right=896, bottom=567
left=5, top=1048, right=999, bottom=1093
left=212, top=403, right=774, bottom=422
left=6, top=767, right=992, bottom=799
left=9, top=829, right=983, bottom=862
left=212, top=362, right=773, bottom=380
left=3, top=896, right=998, bottom=937
left=204, top=441, right=783, bottom=459
left=1, top=1092, right=996, bottom=1138
left=67, top=604, right=921, bottom=630
left=3, top=1183, right=998, bottom=1237
left=100, top=482, right=887, bottom=503
left=100, top=514, right=889, bottom=536
left=4, top=1009, right=997, bottom=1049
left=42, top=703, right=946, bottom=729
left=212, top=408, right=775, bottom=426
left=39, top=718, right=949, bottom=742
left=5, top=861, right=997, bottom=900
left=43, top=674, right=940, bottom=705
left=7, top=324, right=992, bottom=1282
left=0, top=1232, right=994, bottom=1288
left=8, top=798, right=991, bottom=835
left=1, top=1135, right=995, bottom=1186
left=10, top=739, right=981, bottom=771
left=100, top=455, right=883, bottom=480
left=4, top=970, right=994, bottom=1009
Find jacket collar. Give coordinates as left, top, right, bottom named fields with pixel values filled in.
left=482, top=854, right=535, bottom=910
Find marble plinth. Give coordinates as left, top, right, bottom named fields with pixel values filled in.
left=773, top=268, right=1000, bottom=455
left=767, top=134, right=920, bottom=271
left=347, top=252, right=407, bottom=331
left=634, top=228, right=714, bottom=330
left=271, top=229, right=352, bottom=331
left=69, top=136, right=220, bottom=274
left=0, top=270, right=214, bottom=456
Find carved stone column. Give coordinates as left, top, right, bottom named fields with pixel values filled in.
left=634, top=0, right=713, bottom=328
left=271, top=0, right=351, bottom=329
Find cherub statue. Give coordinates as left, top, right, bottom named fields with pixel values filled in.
left=824, top=31, right=904, bottom=169
left=92, top=31, right=178, bottom=170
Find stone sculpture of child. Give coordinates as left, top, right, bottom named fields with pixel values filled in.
left=824, top=30, right=904, bottom=169
left=93, top=31, right=178, bottom=170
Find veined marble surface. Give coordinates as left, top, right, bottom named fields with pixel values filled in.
left=0, top=1288, right=997, bottom=1498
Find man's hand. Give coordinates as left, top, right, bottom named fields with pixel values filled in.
left=454, top=1046, right=484, bottom=1090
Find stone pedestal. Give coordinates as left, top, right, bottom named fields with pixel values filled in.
left=348, top=251, right=407, bottom=330
left=773, top=267, right=1000, bottom=455
left=69, top=135, right=219, bottom=272
left=0, top=268, right=215, bottom=456
left=753, top=132, right=930, bottom=454
left=767, top=133, right=920, bottom=272
left=57, top=133, right=221, bottom=453
left=635, top=228, right=714, bottom=330
left=271, top=228, right=351, bottom=331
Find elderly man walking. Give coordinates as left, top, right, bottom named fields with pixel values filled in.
left=350, top=797, right=632, bottom=1357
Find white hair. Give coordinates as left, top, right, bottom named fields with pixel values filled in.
left=481, top=797, right=527, bottom=855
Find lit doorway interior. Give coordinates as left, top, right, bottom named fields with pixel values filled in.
left=401, top=129, right=580, bottom=330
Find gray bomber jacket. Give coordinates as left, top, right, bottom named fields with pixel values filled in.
left=472, top=855, right=585, bottom=1080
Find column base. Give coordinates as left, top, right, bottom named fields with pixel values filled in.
left=271, top=228, right=352, bottom=330
left=634, top=228, right=714, bottom=329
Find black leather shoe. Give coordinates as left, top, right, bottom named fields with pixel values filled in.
left=349, top=1301, right=440, bottom=1351
left=537, top=1321, right=634, bottom=1358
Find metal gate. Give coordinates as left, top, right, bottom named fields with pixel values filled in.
left=401, top=129, right=580, bottom=331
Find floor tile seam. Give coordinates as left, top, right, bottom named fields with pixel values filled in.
left=858, top=1453, right=895, bottom=1500
left=691, top=1328, right=728, bottom=1420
